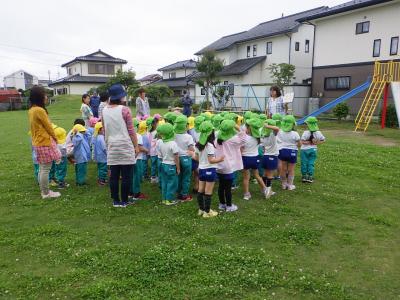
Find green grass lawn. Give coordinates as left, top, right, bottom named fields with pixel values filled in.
left=0, top=95, right=399, bottom=299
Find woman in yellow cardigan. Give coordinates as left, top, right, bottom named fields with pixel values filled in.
left=28, top=86, right=62, bottom=199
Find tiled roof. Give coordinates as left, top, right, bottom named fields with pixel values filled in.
left=138, top=74, right=162, bottom=82
left=151, top=77, right=195, bottom=88
left=61, top=50, right=127, bottom=67
left=48, top=74, right=109, bottom=86
left=158, top=59, right=197, bottom=71
left=297, top=0, right=394, bottom=21
left=195, top=6, right=327, bottom=55
left=219, top=56, right=266, bottom=76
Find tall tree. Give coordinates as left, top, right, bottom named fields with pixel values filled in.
left=268, top=63, right=296, bottom=92
left=196, top=51, right=224, bottom=109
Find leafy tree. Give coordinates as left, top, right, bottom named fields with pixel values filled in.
left=333, top=103, right=349, bottom=122
left=108, top=69, right=139, bottom=92
left=196, top=51, right=224, bottom=109
left=268, top=63, right=296, bottom=91
left=143, top=85, right=174, bottom=106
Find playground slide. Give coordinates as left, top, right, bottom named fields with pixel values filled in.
left=297, top=78, right=372, bottom=125
left=390, top=82, right=400, bottom=128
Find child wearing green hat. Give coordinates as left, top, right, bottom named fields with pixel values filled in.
left=190, top=115, right=205, bottom=194
left=277, top=115, right=301, bottom=190
left=242, top=117, right=268, bottom=200
left=174, top=115, right=195, bottom=202
left=215, top=120, right=247, bottom=212
left=260, top=119, right=280, bottom=198
left=147, top=117, right=160, bottom=184
left=157, top=123, right=180, bottom=205
left=300, top=117, right=325, bottom=183
left=194, top=121, right=225, bottom=218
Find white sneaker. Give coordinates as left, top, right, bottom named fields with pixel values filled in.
left=281, top=183, right=288, bottom=190
left=226, top=204, right=238, bottom=212
left=203, top=209, right=218, bottom=218
left=243, top=192, right=251, bottom=200
left=198, top=209, right=205, bottom=216
left=287, top=184, right=296, bottom=191
left=42, top=190, right=61, bottom=199
left=264, top=187, right=271, bottom=199
left=218, top=203, right=226, bottom=211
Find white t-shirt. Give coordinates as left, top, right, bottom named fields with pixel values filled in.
left=192, top=130, right=200, bottom=143
left=241, top=135, right=259, bottom=157
left=301, top=130, right=325, bottom=150
left=160, top=140, right=179, bottom=165
left=136, top=133, right=145, bottom=160
left=156, top=139, right=163, bottom=159
left=196, top=143, right=215, bottom=170
left=277, top=131, right=300, bottom=150
left=261, top=132, right=279, bottom=156
left=175, top=133, right=194, bottom=156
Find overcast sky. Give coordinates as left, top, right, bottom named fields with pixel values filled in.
left=0, top=0, right=344, bottom=83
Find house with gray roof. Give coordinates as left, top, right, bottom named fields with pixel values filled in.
left=49, top=50, right=127, bottom=95
left=193, top=7, right=330, bottom=110
left=151, top=59, right=198, bottom=98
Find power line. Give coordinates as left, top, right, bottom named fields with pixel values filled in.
left=0, top=43, right=73, bottom=57
left=0, top=54, right=62, bottom=66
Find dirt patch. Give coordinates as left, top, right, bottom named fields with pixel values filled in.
left=324, top=129, right=399, bottom=147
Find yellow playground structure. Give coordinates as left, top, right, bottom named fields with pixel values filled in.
left=355, top=60, right=400, bottom=132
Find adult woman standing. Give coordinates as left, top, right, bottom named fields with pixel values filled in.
left=135, top=88, right=150, bottom=120
left=266, top=86, right=287, bottom=118
left=28, top=86, right=61, bottom=199
left=102, top=84, right=139, bottom=207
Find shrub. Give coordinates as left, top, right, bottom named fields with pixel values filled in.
left=333, top=103, right=349, bottom=121
left=379, top=104, right=399, bottom=128
left=172, top=98, right=182, bottom=108
left=192, top=104, right=200, bottom=114
left=200, top=100, right=212, bottom=111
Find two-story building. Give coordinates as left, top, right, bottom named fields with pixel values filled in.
left=49, top=50, right=127, bottom=95
left=194, top=7, right=327, bottom=110
left=298, top=0, right=400, bottom=114
left=152, top=59, right=198, bottom=97
left=3, top=70, right=39, bottom=90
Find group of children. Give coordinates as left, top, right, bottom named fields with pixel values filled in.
left=30, top=97, right=326, bottom=218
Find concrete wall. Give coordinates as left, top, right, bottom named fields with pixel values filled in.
left=52, top=83, right=103, bottom=95
left=313, top=1, right=400, bottom=67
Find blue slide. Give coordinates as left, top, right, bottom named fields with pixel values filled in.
left=297, top=78, right=372, bottom=125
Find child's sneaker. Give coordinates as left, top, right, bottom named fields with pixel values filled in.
left=203, top=209, right=218, bottom=218
left=274, top=176, right=281, bottom=180
left=302, top=176, right=308, bottom=183
left=41, top=190, right=61, bottom=199
left=180, top=195, right=193, bottom=202
left=112, top=201, right=121, bottom=207
left=264, top=187, right=271, bottom=199
left=243, top=192, right=251, bottom=200
left=127, top=198, right=136, bottom=205
left=252, top=178, right=258, bottom=184
left=306, top=176, right=314, bottom=183
left=97, top=179, right=107, bottom=186
left=287, top=184, right=296, bottom=191
left=281, top=182, right=288, bottom=190
left=120, top=202, right=128, bottom=207
left=163, top=200, right=178, bottom=206
left=133, top=193, right=148, bottom=200
left=218, top=203, right=227, bottom=211
left=57, top=182, right=70, bottom=189
left=150, top=177, right=158, bottom=184
left=231, top=185, right=238, bottom=190
left=226, top=204, right=238, bottom=212
left=198, top=209, right=205, bottom=216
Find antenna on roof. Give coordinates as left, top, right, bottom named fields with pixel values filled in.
left=281, top=13, right=284, bottom=18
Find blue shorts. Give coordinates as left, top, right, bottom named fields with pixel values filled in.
left=262, top=155, right=278, bottom=170
left=192, top=159, right=199, bottom=171
left=199, top=168, right=217, bottom=182
left=242, top=156, right=260, bottom=170
left=217, top=173, right=234, bottom=181
left=278, top=149, right=298, bottom=164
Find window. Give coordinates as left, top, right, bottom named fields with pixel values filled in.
left=68, top=68, right=72, bottom=75
left=373, top=39, right=381, bottom=57
left=266, top=42, right=272, bottom=54
left=295, top=42, right=300, bottom=51
left=223, top=81, right=228, bottom=86
left=305, top=40, right=310, bottom=53
left=324, top=76, right=351, bottom=90
left=200, top=88, right=205, bottom=95
left=253, top=45, right=257, bottom=57
left=88, top=64, right=115, bottom=75
left=169, top=72, right=176, bottom=79
left=390, top=36, right=399, bottom=55
left=356, top=21, right=370, bottom=34
left=246, top=45, right=251, bottom=58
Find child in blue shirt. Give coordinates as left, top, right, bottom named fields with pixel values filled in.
left=93, top=122, right=108, bottom=185
left=72, top=124, right=91, bottom=186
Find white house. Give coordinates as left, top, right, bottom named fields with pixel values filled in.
left=3, top=70, right=39, bottom=90
left=138, top=74, right=162, bottom=86
left=194, top=7, right=328, bottom=110
left=298, top=0, right=400, bottom=114
left=49, top=50, right=127, bottom=95
left=151, top=59, right=198, bottom=97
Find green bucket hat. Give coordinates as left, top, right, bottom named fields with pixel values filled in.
left=225, top=112, right=238, bottom=122
left=212, top=114, right=224, bottom=130
left=244, top=111, right=253, bottom=121
left=258, top=114, right=267, bottom=122
left=198, top=121, right=214, bottom=146
left=201, top=112, right=212, bottom=122
left=220, top=111, right=228, bottom=118
left=164, top=112, right=178, bottom=124
left=174, top=115, right=188, bottom=134
left=305, top=116, right=319, bottom=131
left=272, top=113, right=283, bottom=128
left=246, top=118, right=264, bottom=138
left=281, top=115, right=296, bottom=132
left=146, top=117, right=154, bottom=128
left=218, top=120, right=236, bottom=141
left=260, top=119, right=276, bottom=137
left=194, top=116, right=205, bottom=132
left=157, top=123, right=175, bottom=142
